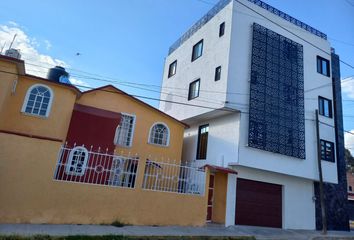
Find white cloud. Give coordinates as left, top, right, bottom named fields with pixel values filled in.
left=345, top=129, right=354, bottom=156
left=0, top=23, right=89, bottom=87
left=70, top=77, right=90, bottom=88
left=342, top=76, right=354, bottom=99
left=8, top=21, right=18, bottom=27
left=0, top=23, right=63, bottom=78
left=44, top=40, right=52, bottom=50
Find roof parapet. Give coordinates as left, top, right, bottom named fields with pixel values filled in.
left=168, top=0, right=327, bottom=55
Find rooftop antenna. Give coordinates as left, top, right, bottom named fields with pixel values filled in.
left=8, top=34, right=17, bottom=50
left=0, top=42, right=6, bottom=54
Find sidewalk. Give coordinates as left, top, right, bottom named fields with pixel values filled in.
left=0, top=224, right=353, bottom=240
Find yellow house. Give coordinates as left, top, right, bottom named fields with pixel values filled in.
left=0, top=55, right=210, bottom=226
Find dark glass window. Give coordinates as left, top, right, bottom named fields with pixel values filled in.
left=318, top=96, right=332, bottom=118
left=219, top=22, right=225, bottom=37
left=197, top=124, right=209, bottom=160
left=317, top=56, right=330, bottom=77
left=192, top=40, right=203, bottom=62
left=349, top=186, right=353, bottom=192
left=168, top=60, right=177, bottom=78
left=215, top=66, right=222, bottom=81
left=188, top=79, right=200, bottom=100
left=320, top=139, right=335, bottom=162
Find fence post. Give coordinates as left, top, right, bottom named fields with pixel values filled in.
left=134, top=153, right=148, bottom=191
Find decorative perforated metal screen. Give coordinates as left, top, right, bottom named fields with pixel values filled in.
left=248, top=23, right=305, bottom=159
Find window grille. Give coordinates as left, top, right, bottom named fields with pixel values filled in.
left=65, top=146, right=89, bottom=176
left=22, top=84, right=53, bottom=117
left=149, top=123, right=169, bottom=146
left=115, top=114, right=135, bottom=147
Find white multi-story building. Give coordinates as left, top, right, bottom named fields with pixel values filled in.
left=160, top=0, right=348, bottom=230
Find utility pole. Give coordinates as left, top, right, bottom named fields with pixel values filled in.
left=315, top=109, right=327, bottom=234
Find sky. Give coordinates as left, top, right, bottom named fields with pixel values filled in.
left=1, top=0, right=354, bottom=152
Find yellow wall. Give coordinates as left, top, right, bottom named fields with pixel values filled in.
left=0, top=133, right=208, bottom=226
left=0, top=62, right=18, bottom=118
left=0, top=74, right=77, bottom=140
left=212, top=172, right=227, bottom=224
left=0, top=61, right=208, bottom=225
left=76, top=86, right=185, bottom=163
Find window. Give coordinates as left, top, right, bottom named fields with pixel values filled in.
left=114, top=114, right=136, bottom=147
left=317, top=56, right=330, bottom=77
left=197, top=124, right=209, bottom=160
left=320, top=139, right=335, bottom=162
left=215, top=66, right=222, bottom=81
left=188, top=79, right=200, bottom=100
left=192, top=39, right=203, bottom=62
left=65, top=146, right=89, bottom=176
left=149, top=123, right=170, bottom=146
left=349, top=186, right=353, bottom=192
left=21, top=84, right=53, bottom=117
left=318, top=96, right=332, bottom=118
left=219, top=22, right=225, bottom=37
left=168, top=60, right=177, bottom=78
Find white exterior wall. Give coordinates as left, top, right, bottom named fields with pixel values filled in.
left=160, top=0, right=339, bottom=230
left=227, top=0, right=337, bottom=183
left=159, top=2, right=234, bottom=121
left=182, top=113, right=240, bottom=167
left=231, top=165, right=316, bottom=230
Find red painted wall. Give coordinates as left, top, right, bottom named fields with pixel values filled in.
left=66, top=104, right=121, bottom=151
left=55, top=104, right=121, bottom=185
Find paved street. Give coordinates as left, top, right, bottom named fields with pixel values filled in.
left=0, top=224, right=353, bottom=240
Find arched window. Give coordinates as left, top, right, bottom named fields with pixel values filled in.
left=22, top=84, right=53, bottom=117
left=149, top=123, right=170, bottom=146
left=65, top=146, right=89, bottom=176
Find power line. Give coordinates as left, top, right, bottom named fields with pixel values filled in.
left=22, top=66, right=354, bottom=109
left=0, top=68, right=239, bottom=114
left=2, top=67, right=354, bottom=137
left=328, top=37, right=354, bottom=47
left=15, top=59, right=354, bottom=103
left=3, top=61, right=354, bottom=116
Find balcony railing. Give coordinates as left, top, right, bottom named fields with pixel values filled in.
left=168, top=0, right=327, bottom=55
left=168, top=0, right=232, bottom=55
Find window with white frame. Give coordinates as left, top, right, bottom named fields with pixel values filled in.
left=149, top=123, right=170, bottom=146
left=114, top=114, right=136, bottom=147
left=22, top=84, right=53, bottom=117
left=65, top=146, right=89, bottom=176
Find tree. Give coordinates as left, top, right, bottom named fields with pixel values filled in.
left=345, top=148, right=354, bottom=173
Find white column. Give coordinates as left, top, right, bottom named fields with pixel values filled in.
left=225, top=173, right=237, bottom=227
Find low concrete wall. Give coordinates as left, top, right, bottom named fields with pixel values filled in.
left=0, top=133, right=208, bottom=226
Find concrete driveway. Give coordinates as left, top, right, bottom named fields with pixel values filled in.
left=0, top=224, right=353, bottom=240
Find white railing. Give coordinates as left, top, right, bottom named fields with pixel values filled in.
left=142, top=159, right=206, bottom=196
left=53, top=144, right=139, bottom=188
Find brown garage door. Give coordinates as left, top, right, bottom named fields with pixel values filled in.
left=235, top=178, right=282, bottom=228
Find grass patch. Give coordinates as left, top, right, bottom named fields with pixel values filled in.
left=0, top=236, right=255, bottom=240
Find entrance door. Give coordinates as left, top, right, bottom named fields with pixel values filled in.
left=235, top=178, right=282, bottom=228
left=206, top=174, right=215, bottom=222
